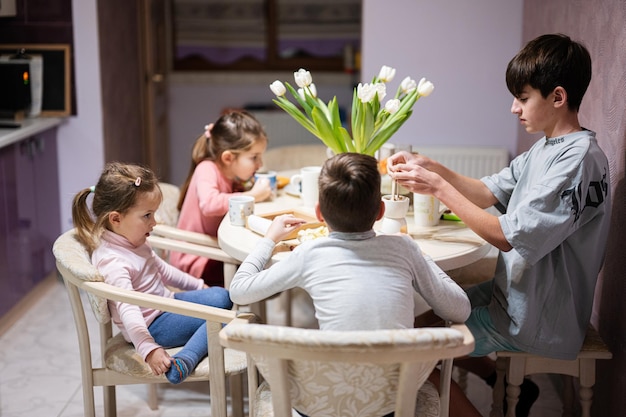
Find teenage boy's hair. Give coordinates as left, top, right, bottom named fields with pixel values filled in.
left=318, top=153, right=381, bottom=233
left=506, top=33, right=592, bottom=111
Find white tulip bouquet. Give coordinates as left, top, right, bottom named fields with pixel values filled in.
left=269, top=66, right=434, bottom=156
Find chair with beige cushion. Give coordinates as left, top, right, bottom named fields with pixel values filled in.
left=53, top=228, right=253, bottom=417
left=220, top=322, right=475, bottom=417
left=490, top=325, right=612, bottom=417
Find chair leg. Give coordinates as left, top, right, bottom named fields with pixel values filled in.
left=504, top=357, right=526, bottom=417
left=81, top=380, right=97, bottom=417
left=104, top=385, right=117, bottom=417
left=504, top=380, right=521, bottom=417
left=439, top=358, right=454, bottom=417
left=229, top=373, right=244, bottom=417
left=147, top=384, right=159, bottom=410
left=578, top=358, right=597, bottom=417
left=490, top=356, right=507, bottom=417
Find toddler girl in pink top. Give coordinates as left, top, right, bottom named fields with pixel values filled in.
left=72, top=162, right=232, bottom=384
left=172, top=111, right=272, bottom=286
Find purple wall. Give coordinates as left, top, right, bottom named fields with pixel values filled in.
left=362, top=0, right=523, bottom=158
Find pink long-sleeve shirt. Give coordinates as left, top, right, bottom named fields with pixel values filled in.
left=92, top=230, right=204, bottom=360
left=170, top=160, right=241, bottom=277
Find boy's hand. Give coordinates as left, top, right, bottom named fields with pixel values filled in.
left=146, top=347, right=172, bottom=376
left=266, top=214, right=307, bottom=243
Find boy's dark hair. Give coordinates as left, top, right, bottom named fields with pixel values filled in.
left=506, top=33, right=592, bottom=111
left=318, top=153, right=381, bottom=233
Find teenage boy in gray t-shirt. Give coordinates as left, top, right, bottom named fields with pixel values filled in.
left=388, top=33, right=611, bottom=417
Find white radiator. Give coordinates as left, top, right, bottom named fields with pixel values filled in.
left=416, top=146, right=510, bottom=179
left=250, top=111, right=510, bottom=177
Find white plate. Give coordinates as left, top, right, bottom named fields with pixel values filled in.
left=283, top=183, right=301, bottom=197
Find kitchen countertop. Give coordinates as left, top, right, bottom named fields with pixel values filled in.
left=0, top=117, right=64, bottom=149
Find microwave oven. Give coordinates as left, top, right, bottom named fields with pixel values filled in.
left=0, top=60, right=31, bottom=116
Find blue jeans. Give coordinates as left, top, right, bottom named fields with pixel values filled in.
left=148, top=287, right=232, bottom=367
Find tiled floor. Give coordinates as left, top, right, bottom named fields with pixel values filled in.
left=0, top=274, right=565, bottom=417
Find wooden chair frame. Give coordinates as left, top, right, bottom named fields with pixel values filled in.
left=53, top=229, right=254, bottom=417
left=221, top=322, right=475, bottom=417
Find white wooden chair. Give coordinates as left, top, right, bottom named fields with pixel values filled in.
left=490, top=325, right=612, bottom=417
left=148, top=182, right=270, bottom=323
left=150, top=182, right=241, bottom=289
left=220, top=322, right=475, bottom=417
left=52, top=228, right=254, bottom=417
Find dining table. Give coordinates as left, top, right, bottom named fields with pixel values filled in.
left=218, top=175, right=492, bottom=273
left=218, top=170, right=494, bottom=326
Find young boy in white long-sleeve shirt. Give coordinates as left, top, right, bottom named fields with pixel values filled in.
left=229, top=152, right=470, bottom=329
left=229, top=152, right=480, bottom=417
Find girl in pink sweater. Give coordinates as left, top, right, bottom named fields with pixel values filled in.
left=72, top=162, right=232, bottom=384
left=172, top=111, right=272, bottom=286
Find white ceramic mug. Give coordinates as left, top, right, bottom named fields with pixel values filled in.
left=254, top=170, right=277, bottom=199
left=380, top=195, right=410, bottom=234
left=228, top=196, right=255, bottom=226
left=290, top=166, right=322, bottom=207
left=413, top=193, right=440, bottom=227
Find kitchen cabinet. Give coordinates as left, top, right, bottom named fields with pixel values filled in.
left=0, top=118, right=62, bottom=318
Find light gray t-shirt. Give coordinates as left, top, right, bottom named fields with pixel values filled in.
left=481, top=129, right=611, bottom=359
left=230, top=230, right=470, bottom=330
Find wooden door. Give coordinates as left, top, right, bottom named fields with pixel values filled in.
left=139, top=0, right=171, bottom=181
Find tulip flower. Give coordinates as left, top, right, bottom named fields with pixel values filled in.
left=270, top=80, right=286, bottom=96
left=417, top=77, right=435, bottom=97
left=294, top=69, right=312, bottom=88
left=357, top=83, right=377, bottom=103
left=399, top=76, right=417, bottom=94
left=377, top=65, right=396, bottom=83
left=384, top=99, right=401, bottom=114
left=270, top=65, right=434, bottom=156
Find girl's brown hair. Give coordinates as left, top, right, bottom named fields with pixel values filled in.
left=177, top=110, right=267, bottom=210
left=72, top=162, right=161, bottom=253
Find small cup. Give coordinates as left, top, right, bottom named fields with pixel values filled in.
left=413, top=193, right=440, bottom=227
left=255, top=170, right=277, bottom=199
left=290, top=166, right=322, bottom=207
left=380, top=195, right=410, bottom=234
left=228, top=196, right=255, bottom=226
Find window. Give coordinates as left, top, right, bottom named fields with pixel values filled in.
left=172, top=0, right=361, bottom=72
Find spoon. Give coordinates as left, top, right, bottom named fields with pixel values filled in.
left=391, top=179, right=398, bottom=201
